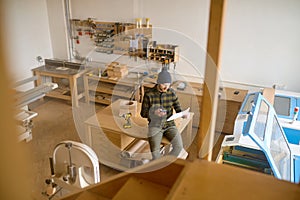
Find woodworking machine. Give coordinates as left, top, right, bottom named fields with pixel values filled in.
left=217, top=90, right=300, bottom=184
left=14, top=76, right=57, bottom=142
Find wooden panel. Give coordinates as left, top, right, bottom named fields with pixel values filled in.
left=176, top=92, right=191, bottom=110
left=60, top=159, right=300, bottom=200
left=113, top=177, right=169, bottom=200
left=191, top=95, right=202, bottom=128
left=98, top=130, right=135, bottom=150
left=120, top=134, right=136, bottom=150
left=220, top=87, right=248, bottom=102
left=170, top=160, right=300, bottom=199
left=75, top=191, right=107, bottom=200
left=216, top=87, right=247, bottom=134
left=263, top=87, right=275, bottom=105
left=172, top=81, right=202, bottom=128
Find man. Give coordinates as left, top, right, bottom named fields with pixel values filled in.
left=140, top=67, right=187, bottom=160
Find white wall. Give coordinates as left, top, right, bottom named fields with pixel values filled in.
left=69, top=0, right=210, bottom=82
left=67, top=0, right=300, bottom=92
left=70, top=0, right=136, bottom=21
left=70, top=0, right=210, bottom=55
left=2, top=0, right=53, bottom=85
left=221, top=0, right=300, bottom=92
left=3, top=0, right=300, bottom=92
left=140, top=0, right=210, bottom=81
left=46, top=0, right=69, bottom=59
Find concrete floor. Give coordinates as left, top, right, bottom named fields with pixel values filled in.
left=22, top=97, right=224, bottom=199
left=24, top=98, right=120, bottom=199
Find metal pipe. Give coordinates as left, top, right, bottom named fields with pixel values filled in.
left=65, top=142, right=77, bottom=184
left=64, top=0, right=73, bottom=59
left=49, top=157, right=55, bottom=176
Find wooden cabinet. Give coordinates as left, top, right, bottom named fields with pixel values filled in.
left=172, top=82, right=203, bottom=128
left=84, top=70, right=142, bottom=105
left=173, top=82, right=248, bottom=134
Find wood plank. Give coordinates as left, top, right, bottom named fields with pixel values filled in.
left=59, top=159, right=300, bottom=200
left=113, top=177, right=169, bottom=200
left=263, top=87, right=275, bottom=105
left=169, top=160, right=300, bottom=200
left=198, top=0, right=227, bottom=161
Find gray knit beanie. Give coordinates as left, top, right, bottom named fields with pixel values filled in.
left=157, top=67, right=172, bottom=84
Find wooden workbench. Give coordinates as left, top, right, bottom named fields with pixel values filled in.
left=32, top=65, right=88, bottom=107
left=84, top=99, right=194, bottom=171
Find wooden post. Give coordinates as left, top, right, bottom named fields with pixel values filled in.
left=262, top=87, right=275, bottom=105
left=0, top=2, right=31, bottom=198
left=197, top=0, right=226, bottom=161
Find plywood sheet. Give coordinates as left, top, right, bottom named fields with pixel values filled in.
left=113, top=176, right=169, bottom=200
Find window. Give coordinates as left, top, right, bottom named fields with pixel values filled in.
left=254, top=101, right=269, bottom=141
left=274, top=96, right=291, bottom=116
left=242, top=93, right=256, bottom=113
left=270, top=116, right=291, bottom=181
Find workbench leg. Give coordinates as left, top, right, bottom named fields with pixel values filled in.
left=186, top=115, right=193, bottom=145
left=85, top=125, right=93, bottom=147
left=33, top=71, right=45, bottom=102
left=69, top=77, right=78, bottom=107
left=83, top=74, right=90, bottom=103
left=33, top=71, right=42, bottom=86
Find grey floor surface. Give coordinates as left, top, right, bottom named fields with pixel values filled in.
left=21, top=97, right=222, bottom=199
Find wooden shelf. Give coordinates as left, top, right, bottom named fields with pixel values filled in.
left=46, top=88, right=71, bottom=100
left=93, top=21, right=152, bottom=56
left=89, top=96, right=111, bottom=105
left=147, top=44, right=179, bottom=65
left=94, top=22, right=115, bottom=54
left=84, top=69, right=141, bottom=105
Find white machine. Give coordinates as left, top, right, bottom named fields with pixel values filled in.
left=14, top=76, right=58, bottom=142
left=217, top=90, right=300, bottom=184
left=50, top=140, right=100, bottom=189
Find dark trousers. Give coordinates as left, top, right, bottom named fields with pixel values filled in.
left=148, top=126, right=183, bottom=160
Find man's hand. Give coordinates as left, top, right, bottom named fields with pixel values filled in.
left=155, top=108, right=167, bottom=117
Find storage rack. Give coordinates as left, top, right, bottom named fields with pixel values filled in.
left=147, top=44, right=179, bottom=68
left=94, top=22, right=116, bottom=54
left=84, top=69, right=142, bottom=105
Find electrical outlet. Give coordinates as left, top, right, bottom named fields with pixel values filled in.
left=273, top=84, right=286, bottom=90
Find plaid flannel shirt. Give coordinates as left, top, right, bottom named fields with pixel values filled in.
left=140, top=84, right=182, bottom=128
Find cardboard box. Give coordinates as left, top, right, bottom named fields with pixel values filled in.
left=114, top=69, right=128, bottom=78
left=107, top=69, right=114, bottom=77
left=114, top=64, right=127, bottom=71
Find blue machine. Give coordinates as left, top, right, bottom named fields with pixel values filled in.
left=217, top=90, right=300, bottom=184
